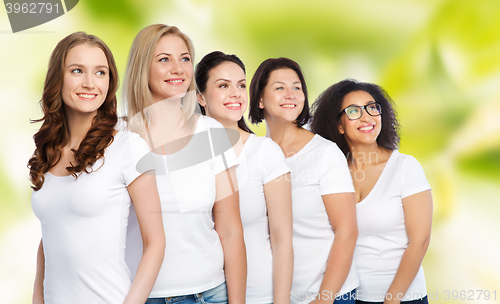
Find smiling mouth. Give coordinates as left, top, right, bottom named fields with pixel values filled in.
left=77, top=93, right=97, bottom=100
left=358, top=125, right=375, bottom=131
left=224, top=102, right=242, bottom=109
left=165, top=79, right=184, bottom=84
left=281, top=104, right=296, bottom=108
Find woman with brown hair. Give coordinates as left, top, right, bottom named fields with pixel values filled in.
left=123, top=25, right=246, bottom=304
left=29, top=32, right=165, bottom=303
left=249, top=58, right=358, bottom=304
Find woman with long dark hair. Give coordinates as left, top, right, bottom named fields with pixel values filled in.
left=196, top=51, right=293, bottom=304
left=311, top=79, right=432, bottom=304
left=29, top=32, right=165, bottom=303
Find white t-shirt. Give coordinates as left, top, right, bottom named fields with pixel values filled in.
left=237, top=134, right=290, bottom=304
left=126, top=115, right=239, bottom=297
left=288, top=134, right=358, bottom=304
left=31, top=130, right=151, bottom=304
left=354, top=150, right=431, bottom=302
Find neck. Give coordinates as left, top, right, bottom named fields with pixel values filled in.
left=347, top=141, right=384, bottom=168
left=65, top=110, right=96, bottom=150
left=148, top=96, right=184, bottom=131
left=265, top=115, right=300, bottom=148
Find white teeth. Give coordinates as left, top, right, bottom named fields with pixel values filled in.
left=78, top=94, right=96, bottom=99
left=167, top=79, right=183, bottom=83
left=281, top=104, right=296, bottom=108
left=225, top=103, right=241, bottom=108
left=359, top=125, right=374, bottom=131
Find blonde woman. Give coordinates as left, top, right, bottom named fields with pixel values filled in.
left=123, top=24, right=247, bottom=304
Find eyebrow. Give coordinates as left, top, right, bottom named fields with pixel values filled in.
left=272, top=81, right=301, bottom=85
left=215, top=78, right=246, bottom=83
left=345, top=101, right=376, bottom=107
left=67, top=63, right=109, bottom=70
left=155, top=52, right=191, bottom=57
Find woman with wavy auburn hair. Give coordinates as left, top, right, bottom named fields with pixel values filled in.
left=29, top=31, right=165, bottom=303
left=123, top=25, right=246, bottom=304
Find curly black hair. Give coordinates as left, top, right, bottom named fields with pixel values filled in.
left=310, top=79, right=400, bottom=156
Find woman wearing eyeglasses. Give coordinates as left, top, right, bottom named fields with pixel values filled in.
left=311, top=79, right=433, bottom=304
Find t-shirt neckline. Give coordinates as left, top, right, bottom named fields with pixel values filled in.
left=286, top=134, right=319, bottom=161
left=357, top=149, right=397, bottom=205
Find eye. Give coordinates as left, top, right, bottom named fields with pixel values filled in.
left=71, top=68, right=82, bottom=74
left=346, top=107, right=360, bottom=115
left=96, top=70, right=106, bottom=76
left=181, top=56, right=191, bottom=62
left=293, top=86, right=301, bottom=90
left=159, top=57, right=169, bottom=62
left=276, top=86, right=284, bottom=90
left=239, top=84, right=246, bottom=89
left=219, top=84, right=228, bottom=89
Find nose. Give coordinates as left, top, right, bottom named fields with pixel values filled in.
left=82, top=74, right=95, bottom=89
left=229, top=86, right=241, bottom=98
left=170, top=59, right=183, bottom=74
left=284, top=87, right=296, bottom=99
left=359, top=107, right=372, bottom=121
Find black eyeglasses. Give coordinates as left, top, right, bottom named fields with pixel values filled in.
left=339, top=103, right=382, bottom=120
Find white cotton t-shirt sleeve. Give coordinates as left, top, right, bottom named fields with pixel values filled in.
left=204, top=116, right=239, bottom=175
left=319, top=143, right=355, bottom=195
left=401, top=155, right=431, bottom=198
left=120, top=132, right=154, bottom=186
left=261, top=138, right=290, bottom=184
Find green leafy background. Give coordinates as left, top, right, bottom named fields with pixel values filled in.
left=0, top=0, right=499, bottom=303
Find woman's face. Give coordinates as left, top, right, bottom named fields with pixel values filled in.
left=201, top=61, right=247, bottom=126
left=149, top=34, right=193, bottom=102
left=61, top=44, right=110, bottom=118
left=260, top=68, right=305, bottom=123
left=338, top=90, right=382, bottom=146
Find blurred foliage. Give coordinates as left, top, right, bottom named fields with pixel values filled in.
left=2, top=0, right=500, bottom=303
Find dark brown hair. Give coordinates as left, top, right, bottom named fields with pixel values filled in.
left=310, top=79, right=400, bottom=156
left=195, top=51, right=252, bottom=133
left=249, top=57, right=311, bottom=127
left=28, top=32, right=119, bottom=190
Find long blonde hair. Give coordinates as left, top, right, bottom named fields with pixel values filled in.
left=123, top=24, right=198, bottom=132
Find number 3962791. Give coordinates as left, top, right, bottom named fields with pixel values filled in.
left=5, top=3, right=59, bottom=14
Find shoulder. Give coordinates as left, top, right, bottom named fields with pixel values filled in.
left=199, top=115, right=224, bottom=129
left=255, top=136, right=286, bottom=158
left=311, top=134, right=344, bottom=156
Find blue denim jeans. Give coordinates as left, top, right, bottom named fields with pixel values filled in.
left=146, top=282, right=228, bottom=304
left=335, top=288, right=356, bottom=304
left=356, top=295, right=429, bottom=304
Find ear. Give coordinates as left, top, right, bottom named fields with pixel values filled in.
left=197, top=93, right=206, bottom=107
left=259, top=96, right=264, bottom=109
left=338, top=124, right=345, bottom=135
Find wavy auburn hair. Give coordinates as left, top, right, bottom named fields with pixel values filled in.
left=28, top=32, right=119, bottom=191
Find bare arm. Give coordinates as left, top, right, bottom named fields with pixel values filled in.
left=384, top=190, right=433, bottom=304
left=311, top=192, right=358, bottom=304
left=213, top=167, right=247, bottom=304
left=123, top=173, right=166, bottom=304
left=33, top=239, right=44, bottom=304
left=265, top=173, right=293, bottom=304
